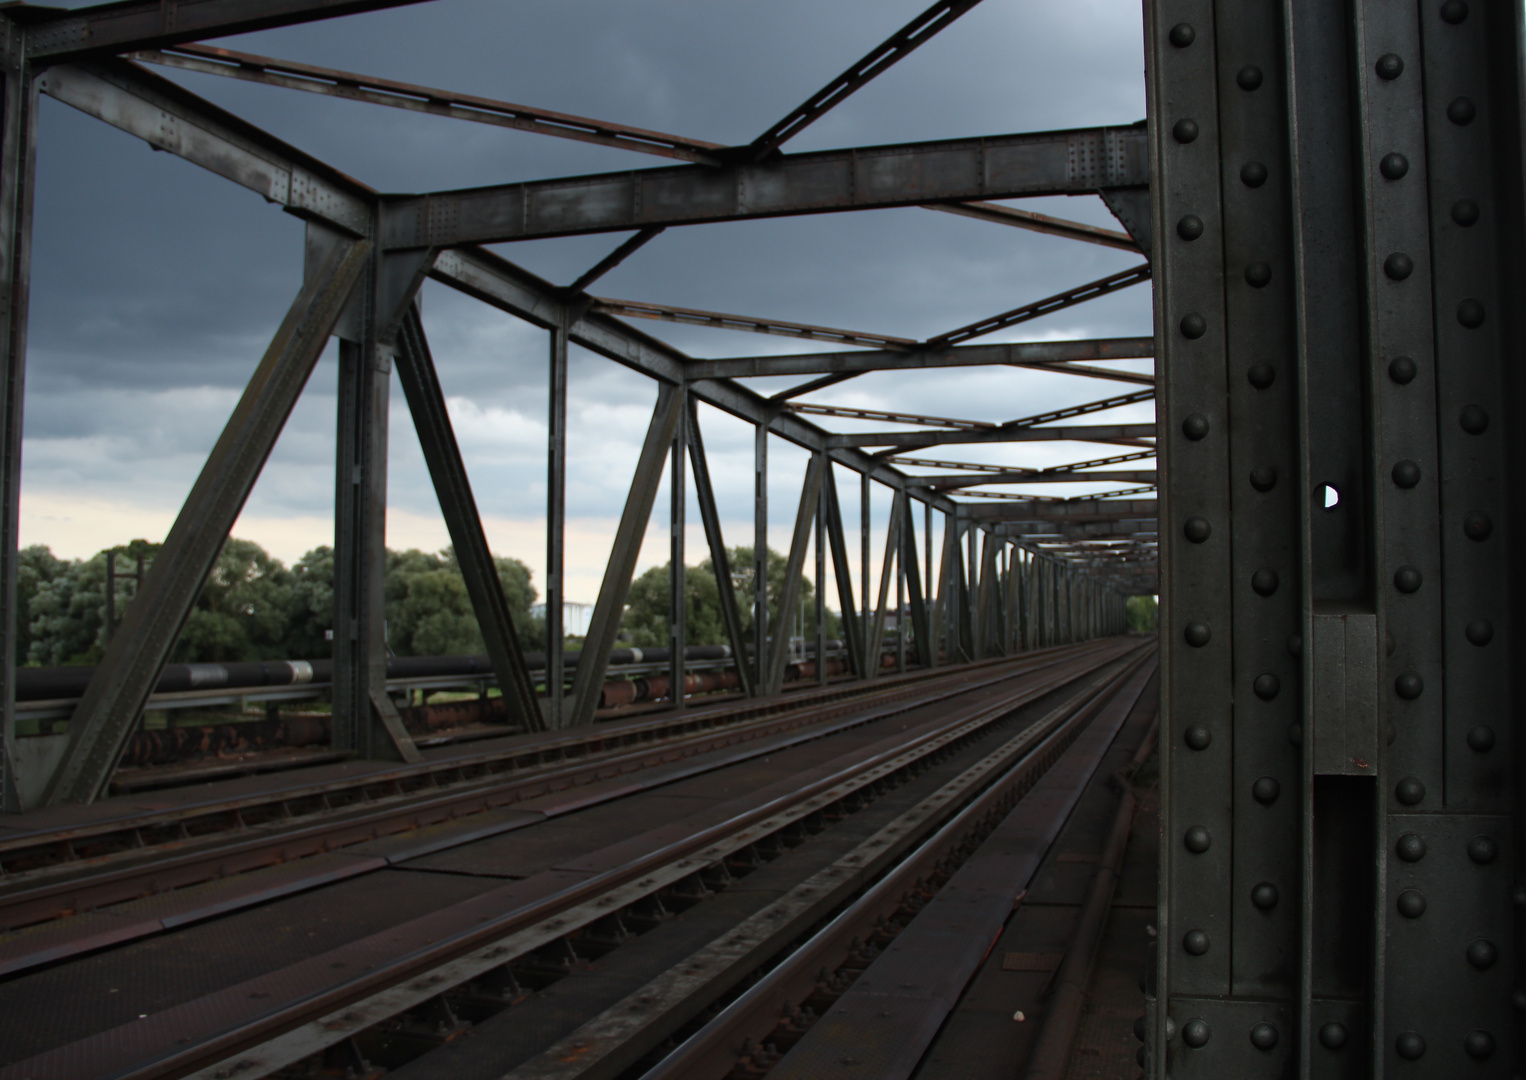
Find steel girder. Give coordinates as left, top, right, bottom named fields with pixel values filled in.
left=1148, top=0, right=1523, bottom=1076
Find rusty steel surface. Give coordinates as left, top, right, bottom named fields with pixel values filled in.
left=0, top=642, right=1143, bottom=1080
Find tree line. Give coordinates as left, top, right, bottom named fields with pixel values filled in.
left=15, top=539, right=836, bottom=668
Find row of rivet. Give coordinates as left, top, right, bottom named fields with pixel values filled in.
left=1154, top=1016, right=1497, bottom=1060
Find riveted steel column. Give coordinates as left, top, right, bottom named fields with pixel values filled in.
left=861, top=472, right=870, bottom=670
left=1147, top=0, right=1237, bottom=1070
left=686, top=400, right=755, bottom=697
left=814, top=469, right=827, bottom=683
left=0, top=21, right=32, bottom=810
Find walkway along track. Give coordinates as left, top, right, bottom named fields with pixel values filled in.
left=0, top=639, right=1148, bottom=1079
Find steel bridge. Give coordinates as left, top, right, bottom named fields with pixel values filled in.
left=0, top=1, right=1518, bottom=1078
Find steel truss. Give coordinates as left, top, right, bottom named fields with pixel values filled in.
left=3, top=3, right=1142, bottom=829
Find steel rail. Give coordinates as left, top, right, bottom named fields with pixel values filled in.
left=0, top=645, right=1123, bottom=955
left=629, top=652, right=1155, bottom=1080
left=0, top=642, right=1143, bottom=1080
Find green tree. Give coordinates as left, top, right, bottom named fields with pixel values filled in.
left=621, top=563, right=725, bottom=647
left=384, top=547, right=540, bottom=657
left=1125, top=594, right=1158, bottom=633
left=285, top=546, right=335, bottom=659
left=16, top=545, right=68, bottom=664
left=172, top=538, right=295, bottom=663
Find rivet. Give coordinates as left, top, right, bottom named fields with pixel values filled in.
left=1133, top=1016, right=1146, bottom=1042
left=1251, top=568, right=1279, bottom=596
left=1252, top=776, right=1280, bottom=804
left=1247, top=361, right=1276, bottom=387
left=1393, top=565, right=1423, bottom=593
left=1463, top=511, right=1492, bottom=540
left=1447, top=96, right=1476, bottom=125
left=1184, top=826, right=1211, bottom=853
left=1464, top=619, right=1493, bottom=646
left=1467, top=835, right=1497, bottom=864
left=1182, top=929, right=1210, bottom=955
left=1251, top=882, right=1279, bottom=909
left=1169, top=22, right=1196, bottom=46
left=1383, top=252, right=1414, bottom=280
left=1244, top=262, right=1272, bottom=288
left=1250, top=465, right=1278, bottom=492
left=1285, top=633, right=1301, bottom=657
left=1241, top=161, right=1268, bottom=187
left=1395, top=775, right=1426, bottom=805
left=1177, top=214, right=1204, bottom=240
left=1184, top=622, right=1211, bottom=647
left=1452, top=198, right=1480, bottom=226
left=1250, top=1022, right=1278, bottom=1050
left=1184, top=725, right=1212, bottom=751
left=1380, top=152, right=1410, bottom=179
left=1457, top=298, right=1485, bottom=327
left=1395, top=672, right=1424, bottom=700
left=1173, top=118, right=1200, bottom=144
left=1458, top=403, right=1488, bottom=433
left=1395, top=1031, right=1426, bottom=1060
left=1375, top=53, right=1404, bottom=79
left=1440, top=0, right=1469, bottom=24
left=1237, top=65, right=1263, bottom=91
left=1182, top=1019, right=1211, bottom=1047
left=1253, top=673, right=1280, bottom=701
left=1395, top=833, right=1426, bottom=862
left=1319, top=1022, right=1349, bottom=1049
left=1396, top=889, right=1427, bottom=918
left=1391, top=459, right=1421, bottom=488
left=1182, top=412, right=1210, bottom=439
left=1465, top=938, right=1497, bottom=969
left=1183, top=516, right=1211, bottom=542
left=1180, top=312, right=1207, bottom=339
left=1466, top=724, right=1495, bottom=752
left=1464, top=1031, right=1495, bottom=1061
left=1388, top=355, right=1417, bottom=384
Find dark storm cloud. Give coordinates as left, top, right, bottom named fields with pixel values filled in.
left=24, top=0, right=1149, bottom=558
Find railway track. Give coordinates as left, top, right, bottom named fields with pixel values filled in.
left=0, top=638, right=1152, bottom=1080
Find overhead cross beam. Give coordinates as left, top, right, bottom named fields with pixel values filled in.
left=592, top=297, right=914, bottom=350
left=24, top=0, right=436, bottom=63
left=132, top=45, right=727, bottom=164
left=826, top=422, right=1156, bottom=450
left=916, top=469, right=1156, bottom=489
left=927, top=262, right=1153, bottom=347
left=744, top=0, right=988, bottom=160
left=690, top=338, right=1155, bottom=382
left=922, top=200, right=1142, bottom=252
left=379, top=125, right=1149, bottom=248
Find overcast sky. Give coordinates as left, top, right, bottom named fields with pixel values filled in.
left=25, top=0, right=1150, bottom=609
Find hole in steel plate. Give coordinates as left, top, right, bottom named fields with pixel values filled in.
left=1316, top=483, right=1340, bottom=510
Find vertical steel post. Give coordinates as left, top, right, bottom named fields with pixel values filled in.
left=0, top=23, right=32, bottom=809
left=753, top=422, right=768, bottom=692
left=546, top=323, right=568, bottom=726
left=860, top=472, right=870, bottom=667
left=668, top=387, right=686, bottom=711
left=686, top=401, right=755, bottom=697
left=814, top=467, right=826, bottom=684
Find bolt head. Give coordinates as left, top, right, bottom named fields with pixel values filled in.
left=1173, top=118, right=1200, bottom=144
left=1394, top=565, right=1423, bottom=593
left=1395, top=672, right=1424, bottom=700
left=1319, top=1022, right=1349, bottom=1049
left=1236, top=65, right=1263, bottom=90
left=1441, top=0, right=1469, bottom=24
left=1463, top=511, right=1492, bottom=541
left=1241, top=161, right=1268, bottom=187
left=1389, top=355, right=1418, bottom=383
left=1384, top=252, right=1414, bottom=280
left=1184, top=725, right=1212, bottom=751
left=1380, top=152, right=1410, bottom=179
left=1244, top=262, right=1272, bottom=288
left=1250, top=1022, right=1278, bottom=1050
left=1251, top=882, right=1279, bottom=909
left=1464, top=1031, right=1495, bottom=1060
left=1452, top=198, right=1480, bottom=226
left=1466, top=938, right=1497, bottom=969
left=1464, top=619, right=1494, bottom=646
left=1251, top=568, right=1279, bottom=596
left=1177, top=214, right=1204, bottom=241
left=1395, top=776, right=1426, bottom=805
left=1458, top=403, right=1489, bottom=433
left=1182, top=412, right=1210, bottom=439
left=1467, top=835, right=1498, bottom=864
left=1252, top=776, right=1280, bottom=804
left=1448, top=96, right=1476, bottom=125
left=1458, top=298, right=1486, bottom=327
left=1183, top=516, right=1211, bottom=543
left=1184, top=622, right=1211, bottom=647
left=1181, top=1019, right=1211, bottom=1047
left=1182, top=929, right=1210, bottom=955
left=1396, top=833, right=1426, bottom=862
left=1397, top=889, right=1427, bottom=918
left=1253, top=673, right=1281, bottom=701
left=1395, top=1031, right=1426, bottom=1060
left=1247, top=361, right=1276, bottom=387
left=1466, top=724, right=1495, bottom=752
left=1392, top=459, right=1421, bottom=488
left=1184, top=826, right=1211, bottom=854
left=1169, top=22, right=1196, bottom=46
left=1375, top=53, right=1405, bottom=79
left=1180, top=312, right=1207, bottom=339
left=1249, top=465, right=1278, bottom=492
